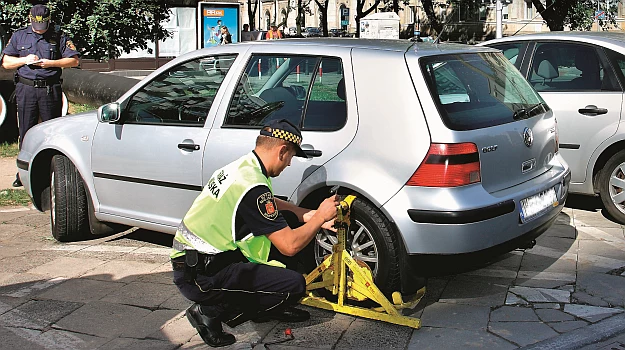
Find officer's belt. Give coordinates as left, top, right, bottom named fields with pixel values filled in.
left=18, top=76, right=61, bottom=88
left=171, top=254, right=214, bottom=274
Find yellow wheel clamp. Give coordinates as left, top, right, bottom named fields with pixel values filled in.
left=300, top=195, right=425, bottom=329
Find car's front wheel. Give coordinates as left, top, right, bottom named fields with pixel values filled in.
left=50, top=154, right=89, bottom=242
left=599, top=150, right=625, bottom=224
left=314, top=198, right=401, bottom=295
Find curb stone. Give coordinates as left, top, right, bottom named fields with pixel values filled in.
left=521, top=313, right=625, bottom=350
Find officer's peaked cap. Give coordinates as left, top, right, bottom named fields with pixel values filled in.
left=30, top=5, right=51, bottom=31
left=260, top=119, right=308, bottom=158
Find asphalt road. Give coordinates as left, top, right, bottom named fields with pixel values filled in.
left=0, top=194, right=623, bottom=349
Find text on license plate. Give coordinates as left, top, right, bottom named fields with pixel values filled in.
left=520, top=187, right=558, bottom=223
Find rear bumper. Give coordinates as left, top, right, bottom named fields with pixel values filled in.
left=383, top=157, right=570, bottom=255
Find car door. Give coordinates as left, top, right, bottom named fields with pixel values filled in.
left=204, top=48, right=356, bottom=202
left=523, top=41, right=623, bottom=185
left=91, top=54, right=238, bottom=227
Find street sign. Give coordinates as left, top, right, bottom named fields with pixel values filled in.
left=342, top=8, right=349, bottom=17
left=341, top=20, right=349, bottom=25
left=595, top=10, right=606, bottom=20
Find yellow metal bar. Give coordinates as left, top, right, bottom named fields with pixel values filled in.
left=306, top=280, right=334, bottom=291
left=300, top=296, right=421, bottom=329
left=305, top=254, right=332, bottom=285
left=342, top=254, right=399, bottom=315
left=301, top=194, right=422, bottom=330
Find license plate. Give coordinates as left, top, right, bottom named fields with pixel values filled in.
left=520, top=187, right=558, bottom=223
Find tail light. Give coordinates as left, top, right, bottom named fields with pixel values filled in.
left=407, top=143, right=481, bottom=187
left=554, top=119, right=559, bottom=153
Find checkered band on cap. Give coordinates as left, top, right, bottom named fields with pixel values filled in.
left=271, top=128, right=302, bottom=145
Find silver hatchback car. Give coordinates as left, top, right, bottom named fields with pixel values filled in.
left=17, top=39, right=570, bottom=295
left=481, top=32, right=625, bottom=223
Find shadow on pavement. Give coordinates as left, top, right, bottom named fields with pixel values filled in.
left=565, top=193, right=622, bottom=224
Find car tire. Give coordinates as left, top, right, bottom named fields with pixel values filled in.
left=314, top=197, right=401, bottom=295
left=599, top=150, right=625, bottom=224
left=50, top=154, right=89, bottom=242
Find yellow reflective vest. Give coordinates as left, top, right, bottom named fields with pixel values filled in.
left=170, top=152, right=284, bottom=268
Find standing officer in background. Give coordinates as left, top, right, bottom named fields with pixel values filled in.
left=0, top=4, right=80, bottom=187
left=171, top=119, right=338, bottom=347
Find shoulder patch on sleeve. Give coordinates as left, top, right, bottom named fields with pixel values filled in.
left=66, top=40, right=76, bottom=51
left=257, top=191, right=278, bottom=220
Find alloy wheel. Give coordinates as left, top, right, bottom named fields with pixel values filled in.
left=314, top=218, right=379, bottom=276
left=608, top=161, right=625, bottom=216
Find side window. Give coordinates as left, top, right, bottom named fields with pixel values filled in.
left=302, top=57, right=347, bottom=131
left=124, top=55, right=236, bottom=126
left=605, top=48, right=625, bottom=89
left=489, top=42, right=526, bottom=68
left=529, top=43, right=618, bottom=92
left=224, top=55, right=317, bottom=127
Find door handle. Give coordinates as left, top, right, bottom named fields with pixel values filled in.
left=578, top=105, right=608, bottom=116
left=178, top=143, right=200, bottom=151
left=304, top=149, right=322, bottom=157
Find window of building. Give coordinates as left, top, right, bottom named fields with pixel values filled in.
left=525, top=2, right=534, bottom=19
left=124, top=55, right=237, bottom=126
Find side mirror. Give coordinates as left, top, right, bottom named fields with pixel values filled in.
left=98, top=102, right=121, bottom=123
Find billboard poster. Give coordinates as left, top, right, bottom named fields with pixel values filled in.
left=198, top=2, right=241, bottom=48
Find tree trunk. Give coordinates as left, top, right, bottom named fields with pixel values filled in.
left=531, top=0, right=568, bottom=31
left=421, top=0, right=442, bottom=36
left=247, top=0, right=257, bottom=30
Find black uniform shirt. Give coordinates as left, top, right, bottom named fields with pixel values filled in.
left=1, top=25, right=80, bottom=80
left=233, top=151, right=288, bottom=241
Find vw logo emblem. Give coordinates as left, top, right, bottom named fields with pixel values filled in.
left=523, top=127, right=533, bottom=148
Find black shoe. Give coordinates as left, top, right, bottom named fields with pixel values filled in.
left=12, top=176, right=22, bottom=188
left=253, top=306, right=310, bottom=323
left=186, top=304, right=236, bottom=347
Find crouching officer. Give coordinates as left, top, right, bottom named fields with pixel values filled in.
left=171, top=119, right=338, bottom=347
left=0, top=4, right=80, bottom=187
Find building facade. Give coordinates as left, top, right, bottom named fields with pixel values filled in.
left=243, top=0, right=625, bottom=38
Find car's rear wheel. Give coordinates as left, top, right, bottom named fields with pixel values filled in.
left=314, top=198, right=401, bottom=295
left=599, top=150, right=625, bottom=224
left=50, top=154, right=89, bottom=242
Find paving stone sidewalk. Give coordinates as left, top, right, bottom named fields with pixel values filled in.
left=0, top=195, right=623, bottom=349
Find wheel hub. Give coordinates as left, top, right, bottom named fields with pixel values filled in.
left=315, top=219, right=378, bottom=276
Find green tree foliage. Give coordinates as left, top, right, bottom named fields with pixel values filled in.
left=0, top=0, right=171, bottom=61
left=533, top=0, right=620, bottom=31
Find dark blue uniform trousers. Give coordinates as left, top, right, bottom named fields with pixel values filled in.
left=173, top=211, right=311, bottom=326
left=15, top=82, right=63, bottom=147
left=173, top=262, right=306, bottom=326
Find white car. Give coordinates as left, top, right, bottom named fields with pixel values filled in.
left=482, top=32, right=625, bottom=223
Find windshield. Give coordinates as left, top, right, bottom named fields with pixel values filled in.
left=420, top=52, right=548, bottom=131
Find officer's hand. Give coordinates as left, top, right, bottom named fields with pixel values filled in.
left=24, top=54, right=39, bottom=65
left=33, top=59, right=53, bottom=68
left=317, top=195, right=339, bottom=222
left=321, top=219, right=336, bottom=232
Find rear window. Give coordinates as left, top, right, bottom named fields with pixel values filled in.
left=421, top=52, right=547, bottom=131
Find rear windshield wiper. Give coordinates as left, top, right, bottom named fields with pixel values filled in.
left=512, top=108, right=527, bottom=120
left=513, top=103, right=546, bottom=120
left=527, top=102, right=546, bottom=116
